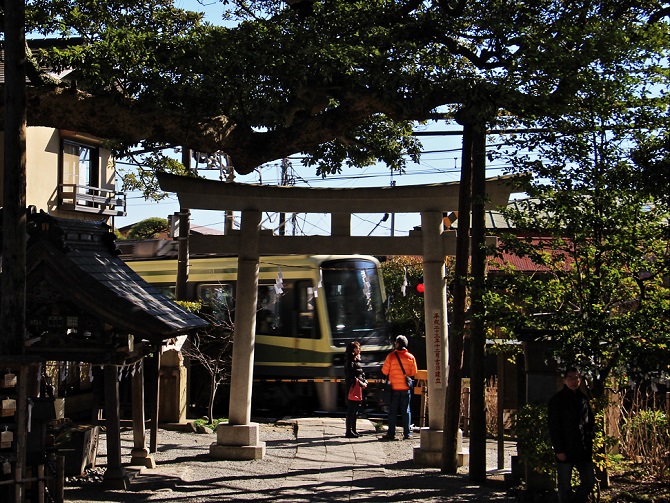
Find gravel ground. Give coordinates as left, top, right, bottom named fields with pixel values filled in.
left=62, top=420, right=519, bottom=503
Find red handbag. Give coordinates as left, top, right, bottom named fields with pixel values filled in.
left=348, top=379, right=363, bottom=401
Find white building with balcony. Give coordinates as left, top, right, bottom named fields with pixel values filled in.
left=0, top=126, right=126, bottom=222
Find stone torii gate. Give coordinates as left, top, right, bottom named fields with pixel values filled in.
left=157, top=172, right=513, bottom=465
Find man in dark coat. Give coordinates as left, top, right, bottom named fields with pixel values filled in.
left=548, top=368, right=597, bottom=503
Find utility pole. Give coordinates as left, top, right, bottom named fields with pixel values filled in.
left=390, top=179, right=396, bottom=236
left=468, top=124, right=489, bottom=483
left=278, top=158, right=290, bottom=236
left=176, top=149, right=191, bottom=301
left=442, top=123, right=473, bottom=473
left=224, top=154, right=235, bottom=235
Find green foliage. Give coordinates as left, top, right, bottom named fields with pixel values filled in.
left=176, top=300, right=203, bottom=313
left=624, top=409, right=669, bottom=444
left=488, top=103, right=670, bottom=396
left=592, top=395, right=619, bottom=473
left=380, top=256, right=425, bottom=337
left=23, top=0, right=670, bottom=177
left=512, top=404, right=556, bottom=478
left=303, top=116, right=423, bottom=177
left=631, top=131, right=670, bottom=206
left=119, top=152, right=197, bottom=202
left=127, top=217, right=169, bottom=240
left=620, top=405, right=670, bottom=481
left=381, top=255, right=455, bottom=338
left=193, top=417, right=228, bottom=431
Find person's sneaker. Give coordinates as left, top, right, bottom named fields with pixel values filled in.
left=379, top=435, right=397, bottom=441
left=403, top=434, right=413, bottom=440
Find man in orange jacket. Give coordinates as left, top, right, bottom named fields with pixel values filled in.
left=380, top=335, right=418, bottom=440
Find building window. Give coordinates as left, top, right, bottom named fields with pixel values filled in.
left=62, top=140, right=100, bottom=207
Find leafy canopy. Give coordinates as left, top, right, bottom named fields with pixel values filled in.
left=13, top=0, right=669, bottom=176
left=488, top=109, right=670, bottom=397
left=127, top=217, right=169, bottom=239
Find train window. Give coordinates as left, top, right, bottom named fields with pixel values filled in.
left=256, top=284, right=288, bottom=336
left=296, top=281, right=319, bottom=339
left=321, top=259, right=385, bottom=341
left=198, top=284, right=234, bottom=327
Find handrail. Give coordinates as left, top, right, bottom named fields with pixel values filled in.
left=58, top=183, right=127, bottom=217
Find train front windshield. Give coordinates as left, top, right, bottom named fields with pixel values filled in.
left=321, top=259, right=387, bottom=346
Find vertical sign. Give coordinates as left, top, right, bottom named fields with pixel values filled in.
left=432, top=310, right=443, bottom=388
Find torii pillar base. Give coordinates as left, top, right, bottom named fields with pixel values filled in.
left=413, top=428, right=468, bottom=468
left=209, top=423, right=266, bottom=460
left=130, top=447, right=156, bottom=468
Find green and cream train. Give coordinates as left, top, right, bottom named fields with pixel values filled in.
left=125, top=254, right=393, bottom=414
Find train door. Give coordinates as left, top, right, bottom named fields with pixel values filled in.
left=255, top=280, right=321, bottom=368
left=253, top=280, right=323, bottom=414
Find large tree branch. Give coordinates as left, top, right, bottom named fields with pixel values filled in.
left=10, top=84, right=419, bottom=174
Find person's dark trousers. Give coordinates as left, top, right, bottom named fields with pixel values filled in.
left=387, top=389, right=412, bottom=438
left=346, top=399, right=360, bottom=435
left=557, top=460, right=596, bottom=503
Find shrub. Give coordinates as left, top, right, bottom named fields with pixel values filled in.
left=512, top=403, right=556, bottom=479
left=127, top=217, right=169, bottom=239
left=620, top=405, right=670, bottom=481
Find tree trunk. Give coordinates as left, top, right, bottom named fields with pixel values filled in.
left=209, top=374, right=218, bottom=422
left=1, top=0, right=27, bottom=355
left=442, top=124, right=473, bottom=473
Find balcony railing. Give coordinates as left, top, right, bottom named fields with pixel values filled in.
left=59, top=184, right=127, bottom=217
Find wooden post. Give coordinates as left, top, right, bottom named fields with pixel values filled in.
left=130, top=359, right=155, bottom=468
left=14, top=366, right=29, bottom=503
left=102, top=365, right=128, bottom=489
left=55, top=456, right=65, bottom=503
left=176, top=148, right=191, bottom=301
left=37, top=464, right=44, bottom=503
left=176, top=209, right=190, bottom=301
left=150, top=351, right=161, bottom=454
left=497, top=354, right=505, bottom=469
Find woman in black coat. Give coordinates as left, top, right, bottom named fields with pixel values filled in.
left=344, top=341, right=367, bottom=438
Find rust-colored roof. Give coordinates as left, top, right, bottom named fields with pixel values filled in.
left=492, top=252, right=551, bottom=273
left=489, top=237, right=573, bottom=273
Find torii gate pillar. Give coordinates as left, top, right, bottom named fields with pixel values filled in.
left=210, top=209, right=266, bottom=460
left=414, top=211, right=450, bottom=467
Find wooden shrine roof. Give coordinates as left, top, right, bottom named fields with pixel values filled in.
left=22, top=213, right=208, bottom=358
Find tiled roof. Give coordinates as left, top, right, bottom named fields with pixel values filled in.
left=489, top=237, right=573, bottom=273
left=26, top=213, right=208, bottom=340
